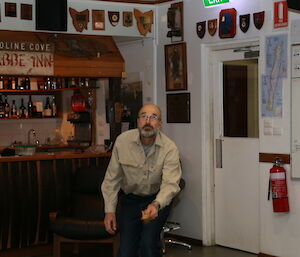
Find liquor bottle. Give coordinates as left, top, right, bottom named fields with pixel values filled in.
left=64, top=77, right=69, bottom=88
left=24, top=77, right=30, bottom=90
left=80, top=78, right=85, bottom=87
left=27, top=95, right=34, bottom=118
left=19, top=98, right=27, bottom=118
left=56, top=77, right=61, bottom=89
left=43, top=97, right=52, bottom=117
left=51, top=96, right=57, bottom=117
left=71, top=77, right=76, bottom=88
left=4, top=95, right=10, bottom=118
left=0, top=95, right=4, bottom=118
left=52, top=77, right=57, bottom=89
left=85, top=78, right=90, bottom=87
left=7, top=77, right=12, bottom=89
left=18, top=77, right=25, bottom=90
left=45, top=77, right=51, bottom=90
left=4, top=77, right=10, bottom=89
left=0, top=76, right=3, bottom=89
left=10, top=99, right=18, bottom=118
left=11, top=77, right=17, bottom=90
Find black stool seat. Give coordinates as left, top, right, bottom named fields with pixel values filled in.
left=50, top=217, right=110, bottom=240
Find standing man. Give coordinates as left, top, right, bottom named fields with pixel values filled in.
left=101, top=104, right=182, bottom=257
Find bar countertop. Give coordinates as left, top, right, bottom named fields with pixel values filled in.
left=0, top=151, right=111, bottom=162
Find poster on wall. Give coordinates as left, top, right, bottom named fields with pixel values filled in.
left=261, top=34, right=287, bottom=117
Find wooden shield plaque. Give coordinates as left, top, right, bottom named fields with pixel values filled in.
left=123, top=11, right=133, bottom=27
left=253, top=11, right=265, bottom=30
left=239, top=14, right=250, bottom=33
left=196, top=21, right=206, bottom=39
left=219, top=8, right=237, bottom=39
left=108, top=11, right=120, bottom=26
left=134, top=9, right=153, bottom=36
left=69, top=8, right=89, bottom=32
left=208, top=19, right=217, bottom=36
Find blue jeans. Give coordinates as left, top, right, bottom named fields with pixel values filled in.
left=117, top=193, right=171, bottom=257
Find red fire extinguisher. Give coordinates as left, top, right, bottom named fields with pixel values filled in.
left=269, top=157, right=289, bottom=212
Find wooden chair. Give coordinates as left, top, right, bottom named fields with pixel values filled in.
left=49, top=165, right=119, bottom=257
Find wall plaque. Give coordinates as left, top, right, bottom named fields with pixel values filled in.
left=5, top=2, right=17, bottom=17
left=92, top=10, right=105, bottom=30
left=167, top=93, right=190, bottom=123
left=21, top=4, right=32, bottom=20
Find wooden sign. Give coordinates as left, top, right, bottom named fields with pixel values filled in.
left=0, top=41, right=54, bottom=76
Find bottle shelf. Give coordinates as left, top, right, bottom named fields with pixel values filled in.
left=0, top=87, right=98, bottom=94
left=0, top=116, right=58, bottom=120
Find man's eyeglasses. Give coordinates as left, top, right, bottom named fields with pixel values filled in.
left=138, top=114, right=160, bottom=121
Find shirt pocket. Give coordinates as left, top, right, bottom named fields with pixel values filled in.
left=119, top=159, right=141, bottom=180
left=148, top=162, right=163, bottom=184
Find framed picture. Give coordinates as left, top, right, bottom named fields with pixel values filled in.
left=170, top=1, right=184, bottom=42
left=5, top=2, right=17, bottom=17
left=21, top=4, right=32, bottom=20
left=167, top=93, right=190, bottom=123
left=165, top=42, right=187, bottom=91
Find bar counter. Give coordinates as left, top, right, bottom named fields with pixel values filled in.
left=0, top=151, right=111, bottom=162
left=0, top=151, right=111, bottom=253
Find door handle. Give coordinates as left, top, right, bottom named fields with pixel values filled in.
left=216, top=139, right=222, bottom=168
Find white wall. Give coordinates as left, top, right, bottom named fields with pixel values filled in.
left=149, top=0, right=300, bottom=257
left=0, top=0, right=155, bottom=38
left=116, top=38, right=155, bottom=105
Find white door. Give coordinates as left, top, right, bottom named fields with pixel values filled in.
left=212, top=48, right=260, bottom=253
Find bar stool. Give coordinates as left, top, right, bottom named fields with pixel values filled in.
left=160, top=178, right=192, bottom=254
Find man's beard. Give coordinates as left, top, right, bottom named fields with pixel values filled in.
left=138, top=124, right=159, bottom=138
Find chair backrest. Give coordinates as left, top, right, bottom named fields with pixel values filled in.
left=179, top=178, right=185, bottom=191
left=70, top=165, right=107, bottom=220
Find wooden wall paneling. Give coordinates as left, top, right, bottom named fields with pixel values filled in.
left=80, top=158, right=89, bottom=168
left=89, top=157, right=97, bottom=167
left=54, top=159, right=72, bottom=211
left=0, top=155, right=110, bottom=253
left=9, top=162, right=22, bottom=248
left=38, top=160, right=55, bottom=243
left=27, top=161, right=38, bottom=246
left=19, top=162, right=29, bottom=248
left=0, top=162, right=10, bottom=250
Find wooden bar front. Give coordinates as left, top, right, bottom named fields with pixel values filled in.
left=0, top=152, right=111, bottom=254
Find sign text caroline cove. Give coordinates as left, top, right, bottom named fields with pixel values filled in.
left=0, top=41, right=54, bottom=76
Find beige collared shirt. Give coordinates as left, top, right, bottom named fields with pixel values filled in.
left=101, top=129, right=182, bottom=213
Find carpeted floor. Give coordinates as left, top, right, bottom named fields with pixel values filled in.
left=44, top=244, right=257, bottom=257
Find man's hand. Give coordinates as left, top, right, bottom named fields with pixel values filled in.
left=141, top=201, right=160, bottom=223
left=104, top=213, right=117, bottom=234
